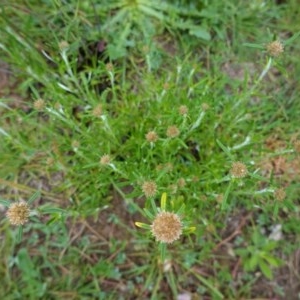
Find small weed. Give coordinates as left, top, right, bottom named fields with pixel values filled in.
left=0, top=0, right=299, bottom=299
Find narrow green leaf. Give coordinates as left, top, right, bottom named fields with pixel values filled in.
left=263, top=241, right=278, bottom=251
left=46, top=216, right=58, bottom=226
left=135, top=222, right=151, bottom=230
left=150, top=198, right=158, bottom=214
left=244, top=257, right=252, bottom=271
left=191, top=271, right=224, bottom=299
left=143, top=208, right=154, bottom=220
left=261, top=253, right=281, bottom=267
left=284, top=32, right=300, bottom=46
left=216, top=139, right=233, bottom=159
left=176, top=203, right=185, bottom=215
left=17, top=248, right=39, bottom=278
left=183, top=226, right=196, bottom=234
left=222, top=180, right=233, bottom=210
left=139, top=4, right=165, bottom=20
left=243, top=43, right=265, bottom=50
left=273, top=202, right=279, bottom=217
left=16, top=226, right=23, bottom=243
left=161, top=193, right=167, bottom=211
left=251, top=229, right=261, bottom=245
left=159, top=242, right=166, bottom=262
left=248, top=255, right=259, bottom=270
left=259, top=259, right=273, bottom=279
left=249, top=172, right=269, bottom=182
left=166, top=270, right=178, bottom=297
left=189, top=27, right=211, bottom=40
left=28, top=191, right=41, bottom=204
left=40, top=207, right=66, bottom=214
left=0, top=199, right=11, bottom=207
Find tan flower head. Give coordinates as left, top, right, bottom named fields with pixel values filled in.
left=100, top=154, right=111, bottom=165
left=92, top=104, right=102, bottom=117
left=151, top=212, right=182, bottom=243
left=6, top=202, right=30, bottom=226
left=166, top=125, right=180, bottom=138
left=142, top=180, right=157, bottom=198
left=106, top=63, right=113, bottom=72
left=163, top=82, right=170, bottom=90
left=146, top=131, right=158, bottom=143
left=230, top=162, right=248, bottom=178
left=177, top=178, right=186, bottom=188
left=274, top=188, right=286, bottom=201
left=59, top=41, right=69, bottom=50
left=266, top=40, right=284, bottom=57
left=201, top=103, right=210, bottom=111
left=34, top=99, right=45, bottom=111
left=178, top=105, right=188, bottom=115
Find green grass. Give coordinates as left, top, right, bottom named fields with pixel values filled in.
left=0, top=0, right=300, bottom=299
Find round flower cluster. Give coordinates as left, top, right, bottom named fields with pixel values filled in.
left=151, top=212, right=182, bottom=243
left=166, top=125, right=180, bottom=138
left=266, top=40, right=284, bottom=57
left=100, top=154, right=111, bottom=165
left=145, top=131, right=158, bottom=143
left=230, top=162, right=248, bottom=178
left=142, top=181, right=157, bottom=198
left=6, top=202, right=30, bottom=226
left=274, top=188, right=286, bottom=201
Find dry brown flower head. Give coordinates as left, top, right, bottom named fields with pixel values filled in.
left=59, top=41, right=69, bottom=50
left=230, top=162, right=248, bottom=178
left=151, top=212, right=182, bottom=243
left=177, top=178, right=186, bottom=188
left=266, top=40, right=284, bottom=57
left=92, top=104, right=103, bottom=117
left=142, top=181, right=157, bottom=198
left=178, top=105, right=188, bottom=115
left=201, top=103, right=210, bottom=111
left=6, top=202, right=30, bottom=226
left=100, top=154, right=111, bottom=165
left=106, top=63, right=114, bottom=72
left=34, top=99, right=45, bottom=111
left=166, top=125, right=180, bottom=138
left=146, top=131, right=158, bottom=143
left=274, top=188, right=286, bottom=201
